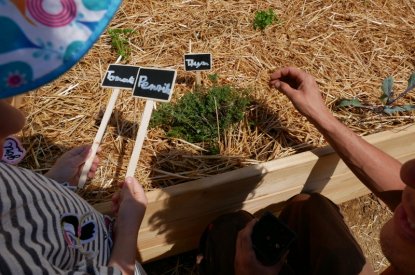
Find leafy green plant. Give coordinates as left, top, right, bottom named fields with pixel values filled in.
left=150, top=85, right=251, bottom=150
left=208, top=73, right=219, bottom=84
left=337, top=72, right=415, bottom=114
left=108, top=28, right=135, bottom=59
left=253, top=9, right=278, bottom=30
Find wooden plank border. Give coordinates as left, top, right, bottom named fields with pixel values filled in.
left=93, top=124, right=415, bottom=262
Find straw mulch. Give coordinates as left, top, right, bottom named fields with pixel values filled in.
left=17, top=0, right=414, bottom=272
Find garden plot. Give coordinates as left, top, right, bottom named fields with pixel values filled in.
left=18, top=0, right=415, bottom=272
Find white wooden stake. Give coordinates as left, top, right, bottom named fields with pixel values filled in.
left=78, top=88, right=121, bottom=188
left=77, top=57, right=122, bottom=188
left=196, top=71, right=202, bottom=86
left=189, top=40, right=202, bottom=85
left=126, top=99, right=154, bottom=177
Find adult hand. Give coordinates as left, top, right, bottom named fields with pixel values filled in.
left=269, top=67, right=329, bottom=121
left=234, top=219, right=285, bottom=275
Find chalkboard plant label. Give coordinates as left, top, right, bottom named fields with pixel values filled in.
left=101, top=64, right=140, bottom=89
left=184, top=53, right=212, bottom=71
left=133, top=67, right=177, bottom=102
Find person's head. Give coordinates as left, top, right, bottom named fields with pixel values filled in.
left=380, top=159, right=415, bottom=274
left=1, top=1, right=122, bottom=153
left=1, top=1, right=121, bottom=98
left=0, top=99, right=25, bottom=156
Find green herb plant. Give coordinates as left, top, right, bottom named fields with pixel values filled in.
left=337, top=72, right=415, bottom=114
left=150, top=84, right=251, bottom=153
left=253, top=9, right=278, bottom=30
left=108, top=28, right=135, bottom=59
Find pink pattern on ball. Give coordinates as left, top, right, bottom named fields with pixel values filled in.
left=27, top=0, right=76, bottom=27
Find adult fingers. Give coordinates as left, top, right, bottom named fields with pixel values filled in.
left=270, top=66, right=308, bottom=89
left=242, top=218, right=257, bottom=235
left=271, top=80, right=300, bottom=100
left=270, top=67, right=298, bottom=80
left=270, top=67, right=306, bottom=82
left=238, top=219, right=257, bottom=250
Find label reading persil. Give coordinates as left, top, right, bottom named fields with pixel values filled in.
left=132, top=67, right=177, bottom=102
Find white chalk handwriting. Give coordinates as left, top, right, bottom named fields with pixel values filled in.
left=137, top=75, right=171, bottom=94
left=185, top=59, right=209, bottom=68
left=107, top=70, right=135, bottom=84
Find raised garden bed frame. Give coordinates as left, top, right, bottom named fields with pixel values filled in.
left=94, top=124, right=415, bottom=262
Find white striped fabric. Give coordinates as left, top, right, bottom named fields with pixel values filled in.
left=0, top=163, right=121, bottom=274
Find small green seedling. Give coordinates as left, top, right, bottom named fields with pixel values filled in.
left=337, top=72, right=415, bottom=114
left=254, top=9, right=278, bottom=30
left=150, top=84, right=251, bottom=152
left=208, top=73, right=219, bottom=84
left=108, top=28, right=135, bottom=59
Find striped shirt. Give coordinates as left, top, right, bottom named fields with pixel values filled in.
left=0, top=163, right=121, bottom=274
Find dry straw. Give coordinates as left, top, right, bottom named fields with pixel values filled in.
left=17, top=1, right=415, bottom=271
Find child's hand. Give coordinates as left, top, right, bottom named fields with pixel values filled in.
left=45, top=145, right=100, bottom=185
left=109, top=177, right=147, bottom=274
left=111, top=177, right=147, bottom=220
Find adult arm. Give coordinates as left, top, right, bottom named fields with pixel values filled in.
left=269, top=67, right=405, bottom=210
left=108, top=177, right=148, bottom=275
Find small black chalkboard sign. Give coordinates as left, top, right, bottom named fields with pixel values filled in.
left=132, top=67, right=177, bottom=102
left=184, top=53, right=212, bottom=71
left=101, top=64, right=140, bottom=89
